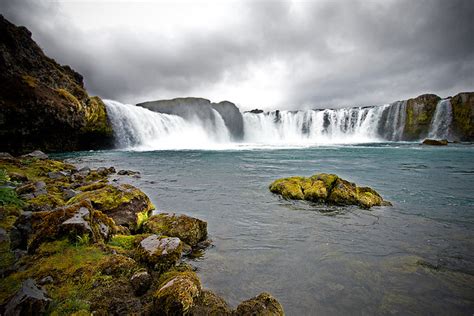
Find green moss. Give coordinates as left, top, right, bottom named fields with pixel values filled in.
left=77, top=181, right=107, bottom=192
left=28, top=192, right=65, bottom=209
left=269, top=177, right=306, bottom=200
left=82, top=96, right=113, bottom=135
left=0, top=187, right=25, bottom=209
left=56, top=88, right=82, bottom=111
left=311, top=173, right=338, bottom=189
left=153, top=271, right=202, bottom=315
left=303, top=180, right=328, bottom=202
left=403, top=94, right=440, bottom=140
left=108, top=234, right=139, bottom=250
left=0, top=158, right=75, bottom=183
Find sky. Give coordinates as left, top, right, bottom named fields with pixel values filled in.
left=1, top=0, right=473, bottom=110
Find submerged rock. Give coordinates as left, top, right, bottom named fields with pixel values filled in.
left=190, top=290, right=232, bottom=315
left=269, top=173, right=391, bottom=209
left=144, top=213, right=207, bottom=247
left=235, top=292, right=285, bottom=316
left=422, top=138, right=448, bottom=146
left=4, top=278, right=51, bottom=315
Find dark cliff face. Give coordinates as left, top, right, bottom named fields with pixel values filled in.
left=403, top=94, right=441, bottom=140
left=138, top=97, right=244, bottom=140
left=0, top=15, right=113, bottom=154
left=450, top=92, right=474, bottom=141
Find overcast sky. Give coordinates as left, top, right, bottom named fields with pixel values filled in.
left=1, top=0, right=473, bottom=110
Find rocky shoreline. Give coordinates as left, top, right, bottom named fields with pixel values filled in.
left=0, top=152, right=284, bottom=315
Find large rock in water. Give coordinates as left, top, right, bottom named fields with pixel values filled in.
left=422, top=139, right=448, bottom=146
left=137, top=234, right=182, bottom=271
left=235, top=292, right=285, bottom=316
left=137, top=97, right=244, bottom=140
left=269, top=173, right=391, bottom=209
left=0, top=15, right=113, bottom=154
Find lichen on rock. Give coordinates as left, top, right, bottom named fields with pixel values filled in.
left=269, top=173, right=391, bottom=209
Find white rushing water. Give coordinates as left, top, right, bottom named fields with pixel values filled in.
left=104, top=100, right=231, bottom=150
left=428, top=99, right=453, bottom=140
left=104, top=99, right=425, bottom=150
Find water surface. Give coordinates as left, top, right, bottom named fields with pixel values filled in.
left=56, top=143, right=474, bottom=315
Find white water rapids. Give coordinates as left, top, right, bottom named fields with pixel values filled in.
left=104, top=99, right=453, bottom=150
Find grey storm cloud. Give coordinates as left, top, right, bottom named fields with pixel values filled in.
left=1, top=0, right=473, bottom=110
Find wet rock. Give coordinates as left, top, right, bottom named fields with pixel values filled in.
left=190, top=290, right=232, bottom=315
left=4, top=278, right=51, bottom=315
left=144, top=213, right=207, bottom=247
left=269, top=173, right=391, bottom=209
left=63, top=188, right=78, bottom=200
left=235, top=292, right=284, bottom=316
left=47, top=171, right=68, bottom=179
left=67, top=183, right=154, bottom=231
left=153, top=271, right=201, bottom=315
left=422, top=138, right=449, bottom=146
left=34, top=181, right=47, bottom=195
left=130, top=270, right=152, bottom=296
left=38, top=276, right=53, bottom=285
left=137, top=235, right=182, bottom=270
left=118, top=169, right=140, bottom=176
left=21, top=150, right=48, bottom=160
left=97, top=166, right=116, bottom=176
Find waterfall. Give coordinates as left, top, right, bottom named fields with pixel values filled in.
left=104, top=98, right=455, bottom=150
left=104, top=100, right=231, bottom=150
left=428, top=99, right=453, bottom=140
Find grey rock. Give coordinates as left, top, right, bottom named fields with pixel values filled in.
left=63, top=189, right=78, bottom=200
left=21, top=150, right=48, bottom=159
left=60, top=207, right=92, bottom=236
left=4, top=278, right=51, bottom=316
left=0, top=152, right=14, bottom=159
left=130, top=270, right=152, bottom=296
left=117, top=169, right=140, bottom=176
left=38, top=276, right=53, bottom=285
left=47, top=171, right=68, bottom=179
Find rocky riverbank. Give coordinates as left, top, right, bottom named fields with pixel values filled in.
left=0, top=152, right=284, bottom=315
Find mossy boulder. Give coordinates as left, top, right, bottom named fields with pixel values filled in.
left=422, top=139, right=448, bottom=146
left=136, top=234, right=182, bottom=271
left=235, top=292, right=285, bottom=316
left=450, top=92, right=474, bottom=141
left=143, top=213, right=207, bottom=247
left=4, top=278, right=52, bottom=315
left=0, top=16, right=113, bottom=154
left=189, top=290, right=232, bottom=315
left=269, top=173, right=391, bottom=209
left=67, top=183, right=154, bottom=232
left=24, top=200, right=117, bottom=253
left=403, top=94, right=441, bottom=140
left=153, top=271, right=202, bottom=315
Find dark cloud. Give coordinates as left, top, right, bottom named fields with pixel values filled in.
left=1, top=0, right=473, bottom=109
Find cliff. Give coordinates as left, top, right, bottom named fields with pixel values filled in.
left=0, top=15, right=113, bottom=154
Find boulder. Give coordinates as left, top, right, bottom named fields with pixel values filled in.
left=117, top=169, right=140, bottom=176
left=4, top=278, right=51, bottom=315
left=25, top=200, right=116, bottom=253
left=422, top=139, right=448, bottom=146
left=269, top=173, right=391, bottom=209
left=235, top=292, right=284, bottom=316
left=143, top=213, right=207, bottom=247
left=21, top=150, right=48, bottom=160
left=153, top=271, right=201, bottom=315
left=130, top=270, right=152, bottom=296
left=190, top=290, right=232, bottom=315
left=137, top=235, right=182, bottom=271
left=67, top=183, right=154, bottom=231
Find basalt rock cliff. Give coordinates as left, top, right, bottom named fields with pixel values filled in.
left=0, top=15, right=113, bottom=154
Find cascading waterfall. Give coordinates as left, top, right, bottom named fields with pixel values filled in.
left=104, top=100, right=231, bottom=150
left=428, top=99, right=453, bottom=139
left=104, top=98, right=454, bottom=150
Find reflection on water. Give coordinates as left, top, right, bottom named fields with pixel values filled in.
left=57, top=143, right=474, bottom=315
